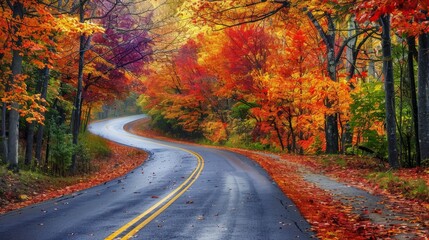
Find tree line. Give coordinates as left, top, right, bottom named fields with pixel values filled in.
left=139, top=0, right=429, bottom=168
left=0, top=0, right=176, bottom=175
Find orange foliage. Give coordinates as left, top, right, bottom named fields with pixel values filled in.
left=141, top=20, right=355, bottom=152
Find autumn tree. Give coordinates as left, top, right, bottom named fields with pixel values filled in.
left=354, top=0, right=429, bottom=167
left=187, top=0, right=376, bottom=154
left=0, top=0, right=91, bottom=170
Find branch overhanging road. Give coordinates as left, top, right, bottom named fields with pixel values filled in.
left=0, top=115, right=314, bottom=239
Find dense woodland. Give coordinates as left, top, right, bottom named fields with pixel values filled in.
left=141, top=0, right=429, bottom=169
left=1, top=0, right=429, bottom=176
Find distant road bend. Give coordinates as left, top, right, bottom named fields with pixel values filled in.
left=0, top=115, right=314, bottom=239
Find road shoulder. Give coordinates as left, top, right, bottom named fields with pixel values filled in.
left=126, top=117, right=429, bottom=239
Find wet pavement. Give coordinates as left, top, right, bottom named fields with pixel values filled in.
left=0, top=115, right=314, bottom=239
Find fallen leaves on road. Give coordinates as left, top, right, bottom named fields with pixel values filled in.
left=125, top=118, right=429, bottom=239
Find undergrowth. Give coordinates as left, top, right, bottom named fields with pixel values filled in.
left=79, top=132, right=112, bottom=159
left=367, top=172, right=429, bottom=202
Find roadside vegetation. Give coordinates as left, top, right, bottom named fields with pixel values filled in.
left=129, top=118, right=429, bottom=239
left=0, top=135, right=147, bottom=214
left=2, top=0, right=429, bottom=238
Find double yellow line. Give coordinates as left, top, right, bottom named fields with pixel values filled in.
left=105, top=148, right=204, bottom=240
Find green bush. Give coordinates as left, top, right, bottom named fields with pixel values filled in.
left=47, top=122, right=75, bottom=176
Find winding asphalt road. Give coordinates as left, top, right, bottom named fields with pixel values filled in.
left=0, top=115, right=314, bottom=239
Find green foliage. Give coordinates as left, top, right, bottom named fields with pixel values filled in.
left=72, top=132, right=112, bottom=173
left=47, top=120, right=75, bottom=176
left=350, top=81, right=387, bottom=157
left=231, top=102, right=255, bottom=119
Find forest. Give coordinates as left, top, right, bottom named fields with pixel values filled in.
left=1, top=0, right=429, bottom=177
left=140, top=0, right=429, bottom=170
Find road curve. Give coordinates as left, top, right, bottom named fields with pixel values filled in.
left=0, top=115, right=314, bottom=239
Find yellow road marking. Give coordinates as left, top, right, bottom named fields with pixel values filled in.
left=121, top=152, right=204, bottom=239
left=104, top=126, right=205, bottom=240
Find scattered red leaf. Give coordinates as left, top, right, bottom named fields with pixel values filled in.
left=126, top=118, right=429, bottom=239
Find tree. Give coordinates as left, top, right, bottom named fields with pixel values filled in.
left=188, top=0, right=376, bottom=154
left=380, top=14, right=399, bottom=168
left=354, top=0, right=429, bottom=167
left=6, top=0, right=24, bottom=171
left=0, top=0, right=103, bottom=170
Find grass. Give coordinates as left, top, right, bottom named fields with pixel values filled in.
left=304, top=155, right=429, bottom=202
left=79, top=132, right=111, bottom=159
left=367, top=171, right=429, bottom=202
left=0, top=164, right=77, bottom=207
left=1, top=132, right=112, bottom=208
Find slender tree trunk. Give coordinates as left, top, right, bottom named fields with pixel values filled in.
left=8, top=102, right=19, bottom=171
left=407, top=36, right=421, bottom=166
left=418, top=33, right=429, bottom=162
left=306, top=11, right=339, bottom=154
left=342, top=18, right=358, bottom=153
left=287, top=115, right=297, bottom=153
left=45, top=128, right=50, bottom=167
left=1, top=103, right=7, bottom=163
left=273, top=119, right=285, bottom=151
left=71, top=0, right=87, bottom=173
left=24, top=122, right=35, bottom=165
left=325, top=26, right=339, bottom=154
left=83, top=107, right=92, bottom=132
left=35, top=67, right=50, bottom=164
left=380, top=15, right=399, bottom=169
left=8, top=2, right=25, bottom=171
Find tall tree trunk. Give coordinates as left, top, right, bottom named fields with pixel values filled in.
left=71, top=0, right=87, bottom=173
left=287, top=114, right=297, bottom=153
left=342, top=18, right=357, bottom=153
left=8, top=2, right=25, bottom=171
left=407, top=36, right=421, bottom=166
left=325, top=16, right=339, bottom=154
left=380, top=15, right=399, bottom=169
left=24, top=122, right=35, bottom=165
left=1, top=103, right=7, bottom=163
left=273, top=119, right=285, bottom=151
left=306, top=10, right=339, bottom=154
left=83, top=107, right=91, bottom=132
left=418, top=32, right=429, bottom=162
left=35, top=67, right=50, bottom=164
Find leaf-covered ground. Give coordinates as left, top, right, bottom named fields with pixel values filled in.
left=0, top=141, right=147, bottom=214
left=127, top=118, right=429, bottom=239
left=2, top=119, right=429, bottom=239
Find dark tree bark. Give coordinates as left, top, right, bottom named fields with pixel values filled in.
left=24, top=122, right=35, bottom=165
left=272, top=119, right=285, bottom=151
left=1, top=103, right=7, bottom=163
left=306, top=11, right=339, bottom=154
left=380, top=14, right=399, bottom=169
left=407, top=36, right=421, bottom=166
left=35, top=67, right=50, bottom=164
left=70, top=0, right=88, bottom=173
left=418, top=32, right=429, bottom=162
